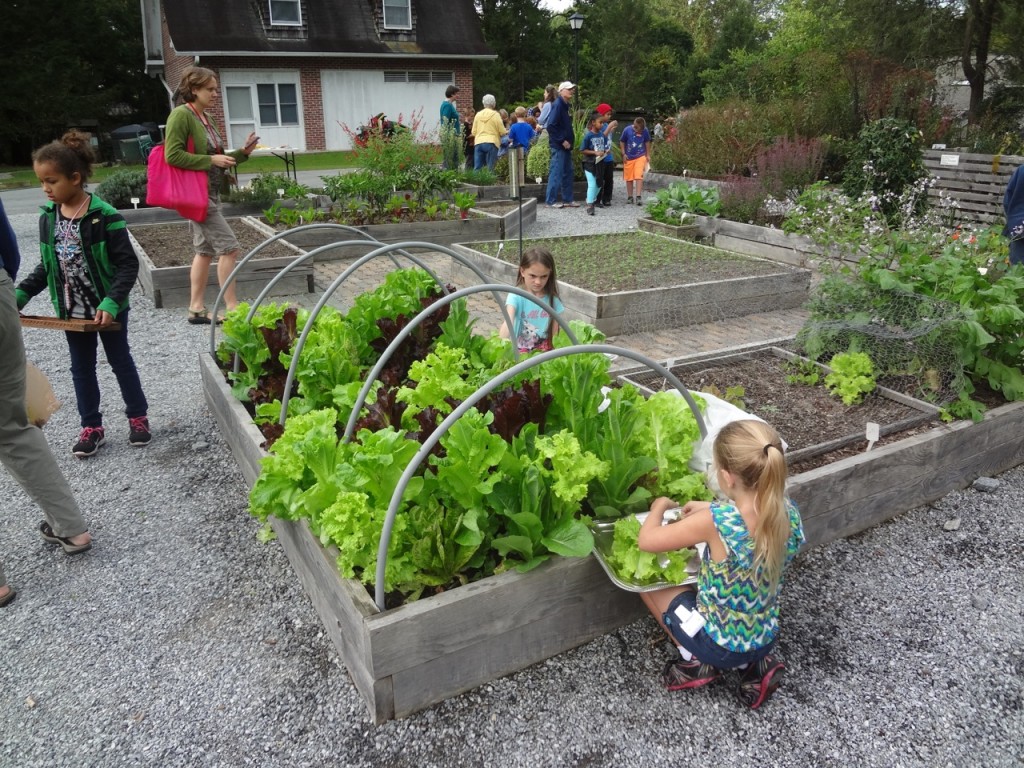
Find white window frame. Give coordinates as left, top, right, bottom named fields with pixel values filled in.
left=269, top=0, right=301, bottom=26
left=382, top=0, right=412, bottom=30
left=256, top=83, right=300, bottom=126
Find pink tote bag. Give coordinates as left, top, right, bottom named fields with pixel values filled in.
left=146, top=137, right=209, bottom=222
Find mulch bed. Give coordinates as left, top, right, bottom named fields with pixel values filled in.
left=624, top=349, right=943, bottom=473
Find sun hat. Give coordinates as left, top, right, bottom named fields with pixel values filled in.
left=596, top=103, right=612, bottom=115
left=558, top=81, right=576, bottom=91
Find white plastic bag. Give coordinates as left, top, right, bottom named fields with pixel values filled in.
left=683, top=389, right=786, bottom=497
left=25, top=362, right=61, bottom=427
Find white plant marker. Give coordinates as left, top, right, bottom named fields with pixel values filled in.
left=865, top=421, right=880, bottom=452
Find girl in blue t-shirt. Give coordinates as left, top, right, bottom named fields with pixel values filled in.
left=636, top=419, right=804, bottom=710
left=580, top=115, right=608, bottom=216
left=499, top=247, right=564, bottom=353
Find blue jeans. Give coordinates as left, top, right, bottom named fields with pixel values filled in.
left=1009, top=238, right=1024, bottom=266
left=64, top=309, right=148, bottom=428
left=545, top=146, right=574, bottom=205
left=474, top=142, right=498, bottom=171
left=663, top=590, right=775, bottom=669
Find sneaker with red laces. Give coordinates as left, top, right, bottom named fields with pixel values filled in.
left=736, top=654, right=785, bottom=709
left=72, top=426, right=106, bottom=458
left=661, top=658, right=721, bottom=691
left=128, top=416, right=152, bottom=446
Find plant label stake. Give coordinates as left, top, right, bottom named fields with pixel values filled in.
left=130, top=197, right=140, bottom=209
left=865, top=421, right=880, bottom=452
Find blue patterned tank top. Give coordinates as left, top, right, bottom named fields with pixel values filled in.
left=696, top=499, right=804, bottom=652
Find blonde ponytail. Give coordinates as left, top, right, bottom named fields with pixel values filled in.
left=712, top=420, right=790, bottom=585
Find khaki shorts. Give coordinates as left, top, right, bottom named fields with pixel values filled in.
left=189, top=197, right=240, bottom=257
left=623, top=156, right=648, bottom=182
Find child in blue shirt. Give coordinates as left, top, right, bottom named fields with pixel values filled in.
left=580, top=115, right=609, bottom=216
left=499, top=247, right=563, bottom=353
left=508, top=107, right=538, bottom=187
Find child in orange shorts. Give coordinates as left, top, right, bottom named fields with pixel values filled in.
left=620, top=117, right=652, bottom=206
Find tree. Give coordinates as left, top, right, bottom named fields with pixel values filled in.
left=473, top=0, right=564, bottom=105
left=0, top=0, right=166, bottom=164
left=961, top=0, right=1006, bottom=121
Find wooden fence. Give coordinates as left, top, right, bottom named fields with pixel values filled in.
left=924, top=149, right=1023, bottom=226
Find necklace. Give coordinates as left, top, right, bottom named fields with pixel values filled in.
left=61, top=195, right=89, bottom=223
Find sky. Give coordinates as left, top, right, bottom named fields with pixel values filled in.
left=539, top=0, right=574, bottom=11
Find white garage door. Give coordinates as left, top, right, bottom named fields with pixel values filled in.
left=321, top=70, right=451, bottom=150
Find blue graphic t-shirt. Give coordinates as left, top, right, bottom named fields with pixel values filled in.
left=506, top=292, right=564, bottom=351
left=621, top=125, right=651, bottom=160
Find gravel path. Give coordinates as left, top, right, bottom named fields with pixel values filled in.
left=1, top=198, right=1023, bottom=768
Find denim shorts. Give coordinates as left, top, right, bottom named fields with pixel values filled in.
left=663, top=590, right=774, bottom=669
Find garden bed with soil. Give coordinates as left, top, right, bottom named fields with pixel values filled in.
left=452, top=232, right=811, bottom=335
left=129, top=219, right=314, bottom=309
left=260, top=198, right=536, bottom=252
left=617, top=346, right=941, bottom=470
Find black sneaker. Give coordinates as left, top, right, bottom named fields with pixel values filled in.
left=72, top=426, right=106, bottom=458
left=661, top=658, right=721, bottom=691
left=128, top=416, right=152, bottom=447
left=626, top=196, right=634, bottom=204
left=637, top=197, right=644, bottom=206
left=736, top=654, right=785, bottom=709
left=586, top=205, right=595, bottom=216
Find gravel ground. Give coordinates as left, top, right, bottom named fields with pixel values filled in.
left=2, top=196, right=1023, bottom=768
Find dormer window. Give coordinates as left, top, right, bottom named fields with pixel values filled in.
left=270, top=0, right=301, bottom=25
left=383, top=0, right=411, bottom=30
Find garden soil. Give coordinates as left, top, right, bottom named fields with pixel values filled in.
left=130, top=218, right=298, bottom=267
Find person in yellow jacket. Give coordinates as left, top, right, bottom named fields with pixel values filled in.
left=470, top=94, right=507, bottom=172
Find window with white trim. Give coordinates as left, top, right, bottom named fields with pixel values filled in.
left=269, top=0, right=301, bottom=25
left=383, top=0, right=411, bottom=29
left=257, top=83, right=299, bottom=125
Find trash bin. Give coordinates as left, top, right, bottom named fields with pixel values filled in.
left=120, top=138, right=144, bottom=165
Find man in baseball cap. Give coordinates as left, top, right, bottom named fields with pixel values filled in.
left=546, top=81, right=578, bottom=207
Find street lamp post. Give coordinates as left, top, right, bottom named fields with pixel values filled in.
left=569, top=12, right=584, bottom=88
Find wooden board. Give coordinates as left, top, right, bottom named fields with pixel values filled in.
left=20, top=315, right=122, bottom=332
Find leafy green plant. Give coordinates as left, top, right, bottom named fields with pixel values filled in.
left=645, top=182, right=721, bottom=224
left=785, top=358, right=821, bottom=386
left=841, top=117, right=926, bottom=221
left=452, top=191, right=477, bottom=218
left=825, top=352, right=877, bottom=405
left=96, top=169, right=147, bottom=209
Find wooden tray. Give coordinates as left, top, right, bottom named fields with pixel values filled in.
left=20, top=315, right=122, bottom=332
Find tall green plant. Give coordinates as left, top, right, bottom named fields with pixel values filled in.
left=841, top=117, right=926, bottom=220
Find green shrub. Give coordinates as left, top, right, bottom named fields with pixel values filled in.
left=841, top=117, right=925, bottom=219
left=96, top=170, right=147, bottom=209
left=650, top=100, right=789, bottom=177
left=719, top=174, right=765, bottom=223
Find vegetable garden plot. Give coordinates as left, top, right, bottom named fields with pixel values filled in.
left=452, top=232, right=811, bottom=336
left=619, top=346, right=940, bottom=466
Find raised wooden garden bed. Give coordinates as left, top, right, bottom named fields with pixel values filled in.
left=451, top=234, right=811, bottom=336
left=639, top=215, right=824, bottom=269
left=460, top=181, right=588, bottom=202
left=261, top=198, right=536, bottom=253
left=637, top=217, right=707, bottom=241
left=199, top=352, right=643, bottom=723
left=129, top=220, right=314, bottom=309
left=201, top=338, right=1024, bottom=722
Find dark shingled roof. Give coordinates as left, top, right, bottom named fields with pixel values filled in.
left=164, top=0, right=492, bottom=57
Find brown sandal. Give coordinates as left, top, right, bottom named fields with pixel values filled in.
left=187, top=308, right=212, bottom=325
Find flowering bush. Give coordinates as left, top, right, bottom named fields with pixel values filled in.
left=841, top=118, right=926, bottom=221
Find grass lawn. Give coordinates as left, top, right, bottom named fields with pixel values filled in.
left=0, top=150, right=359, bottom=191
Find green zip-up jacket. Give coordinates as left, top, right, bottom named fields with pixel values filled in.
left=15, top=194, right=138, bottom=319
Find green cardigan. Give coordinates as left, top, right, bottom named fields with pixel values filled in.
left=163, top=104, right=249, bottom=172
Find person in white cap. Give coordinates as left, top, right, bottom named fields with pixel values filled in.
left=544, top=81, right=578, bottom=208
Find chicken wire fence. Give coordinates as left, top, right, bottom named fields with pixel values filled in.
left=794, top=281, right=968, bottom=406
